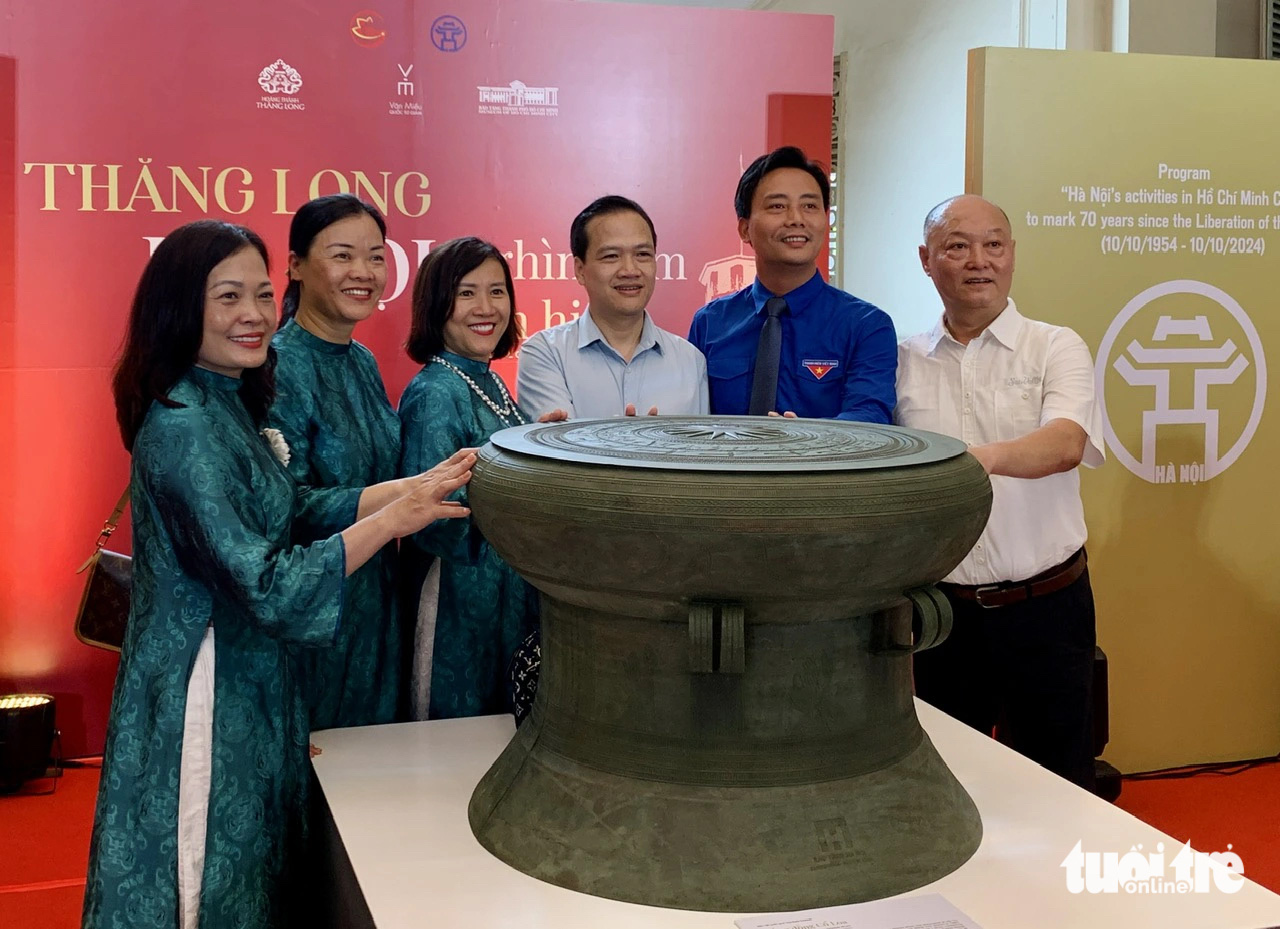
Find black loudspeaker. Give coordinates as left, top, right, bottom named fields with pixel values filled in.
left=1092, top=648, right=1122, bottom=802
left=0, top=694, right=56, bottom=793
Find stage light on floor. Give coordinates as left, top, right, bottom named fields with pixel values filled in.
left=0, top=693, right=56, bottom=793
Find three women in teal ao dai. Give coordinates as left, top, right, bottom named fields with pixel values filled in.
left=399, top=237, right=566, bottom=720
left=269, top=195, right=403, bottom=729
left=83, top=221, right=473, bottom=929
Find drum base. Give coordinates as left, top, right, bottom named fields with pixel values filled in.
left=469, top=715, right=982, bottom=912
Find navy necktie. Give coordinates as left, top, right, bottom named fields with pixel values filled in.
left=748, top=297, right=789, bottom=415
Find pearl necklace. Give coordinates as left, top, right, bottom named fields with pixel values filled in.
left=432, top=356, right=528, bottom=427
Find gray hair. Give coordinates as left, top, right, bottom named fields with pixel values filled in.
left=922, top=195, right=1011, bottom=244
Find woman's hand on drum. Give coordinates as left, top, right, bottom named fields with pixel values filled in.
left=342, top=452, right=473, bottom=574
left=355, top=447, right=479, bottom=521
left=383, top=452, right=475, bottom=537
left=537, top=409, right=569, bottom=423
left=418, top=446, right=480, bottom=480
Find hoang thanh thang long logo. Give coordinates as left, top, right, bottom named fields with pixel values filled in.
left=1095, top=280, right=1266, bottom=485
left=258, top=59, right=303, bottom=96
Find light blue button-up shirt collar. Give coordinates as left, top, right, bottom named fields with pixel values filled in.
left=516, top=307, right=709, bottom=420
left=577, top=308, right=664, bottom=362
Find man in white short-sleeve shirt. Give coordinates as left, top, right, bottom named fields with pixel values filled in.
left=895, top=194, right=1105, bottom=790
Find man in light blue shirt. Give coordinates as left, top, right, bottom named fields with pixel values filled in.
left=517, top=196, right=709, bottom=419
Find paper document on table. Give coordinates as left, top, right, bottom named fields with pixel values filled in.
left=734, top=893, right=982, bottom=929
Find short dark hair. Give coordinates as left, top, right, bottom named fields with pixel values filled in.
left=406, top=237, right=522, bottom=364
left=113, top=220, right=275, bottom=451
left=569, top=195, right=657, bottom=262
left=734, top=146, right=830, bottom=220
left=281, top=194, right=387, bottom=321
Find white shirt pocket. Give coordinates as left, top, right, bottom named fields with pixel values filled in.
left=993, top=383, right=1043, bottom=442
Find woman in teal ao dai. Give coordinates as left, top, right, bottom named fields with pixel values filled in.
left=83, top=221, right=473, bottom=929
left=269, top=195, right=403, bottom=729
left=400, top=237, right=566, bottom=719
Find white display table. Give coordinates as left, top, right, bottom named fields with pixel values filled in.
left=311, top=702, right=1280, bottom=928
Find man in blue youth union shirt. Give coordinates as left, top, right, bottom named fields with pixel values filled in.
left=688, top=146, right=896, bottom=421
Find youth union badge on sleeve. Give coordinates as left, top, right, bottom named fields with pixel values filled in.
left=802, top=359, right=840, bottom=380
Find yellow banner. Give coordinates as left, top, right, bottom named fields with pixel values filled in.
left=968, top=47, right=1280, bottom=771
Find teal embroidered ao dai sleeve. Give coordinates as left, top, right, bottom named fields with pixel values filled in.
left=83, top=366, right=360, bottom=929
left=398, top=351, right=539, bottom=719
left=270, top=319, right=404, bottom=728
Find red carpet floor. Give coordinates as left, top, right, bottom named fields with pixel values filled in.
left=0, top=766, right=98, bottom=929
left=2, top=762, right=1277, bottom=928
left=1113, top=760, right=1280, bottom=895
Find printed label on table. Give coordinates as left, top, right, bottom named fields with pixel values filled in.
left=734, top=892, right=982, bottom=929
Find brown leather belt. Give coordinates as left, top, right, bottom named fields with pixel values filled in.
left=938, top=549, right=1087, bottom=609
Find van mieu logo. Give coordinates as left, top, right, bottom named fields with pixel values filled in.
left=1095, top=279, right=1266, bottom=485
left=257, top=59, right=305, bottom=111
left=388, top=64, right=423, bottom=118
left=478, top=81, right=559, bottom=117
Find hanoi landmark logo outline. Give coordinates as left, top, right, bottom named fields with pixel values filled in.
left=431, top=14, right=467, bottom=52
left=1095, top=279, right=1266, bottom=484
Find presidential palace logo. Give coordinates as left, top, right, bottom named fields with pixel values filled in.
left=477, top=81, right=559, bottom=117
left=257, top=59, right=305, bottom=111
left=1096, top=280, right=1266, bottom=485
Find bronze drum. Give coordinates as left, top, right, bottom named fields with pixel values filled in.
left=467, top=417, right=991, bottom=912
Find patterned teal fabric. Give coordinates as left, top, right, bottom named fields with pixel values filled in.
left=83, top=366, right=358, bottom=929
left=398, top=351, right=539, bottom=718
left=270, top=320, right=403, bottom=729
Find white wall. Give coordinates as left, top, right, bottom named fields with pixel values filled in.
left=757, top=0, right=1023, bottom=339
left=741, top=0, right=1247, bottom=337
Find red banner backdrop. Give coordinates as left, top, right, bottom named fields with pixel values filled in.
left=0, top=0, right=833, bottom=755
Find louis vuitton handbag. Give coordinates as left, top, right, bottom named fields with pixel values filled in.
left=74, top=487, right=132, bottom=652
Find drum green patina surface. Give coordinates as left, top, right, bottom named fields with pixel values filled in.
left=467, top=416, right=992, bottom=912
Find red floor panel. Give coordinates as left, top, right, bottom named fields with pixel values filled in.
left=0, top=768, right=98, bottom=888
left=1114, top=762, right=1280, bottom=895
left=0, top=884, right=85, bottom=929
